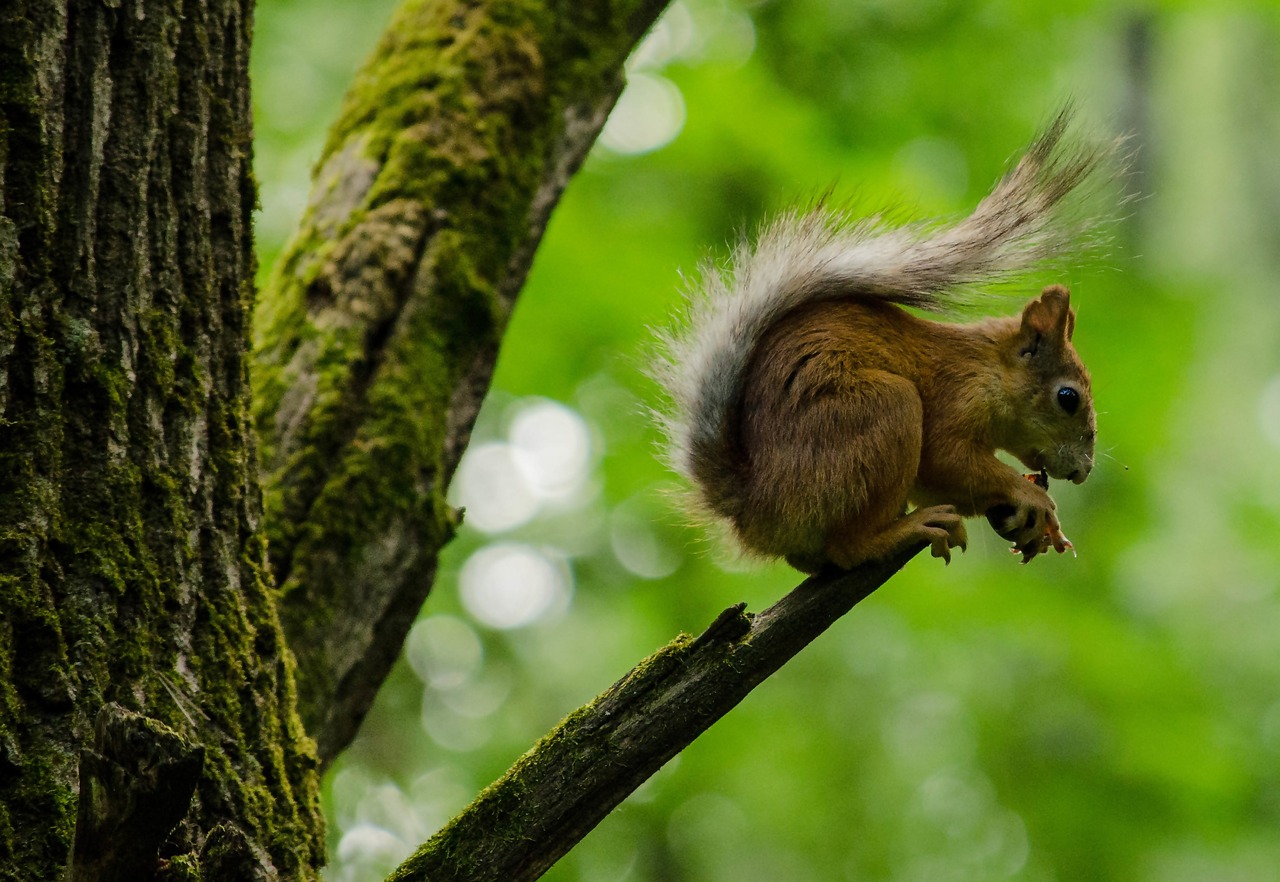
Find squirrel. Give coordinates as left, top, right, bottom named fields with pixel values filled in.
left=654, top=112, right=1110, bottom=573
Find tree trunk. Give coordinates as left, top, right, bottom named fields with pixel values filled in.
left=0, top=1, right=322, bottom=878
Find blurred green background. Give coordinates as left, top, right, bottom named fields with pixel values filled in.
left=251, top=1, right=1280, bottom=880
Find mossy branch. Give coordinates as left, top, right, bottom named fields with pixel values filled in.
left=387, top=547, right=921, bottom=882
left=251, top=0, right=671, bottom=765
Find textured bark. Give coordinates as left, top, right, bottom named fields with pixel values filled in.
left=388, top=549, right=920, bottom=882
left=0, top=1, right=322, bottom=879
left=251, top=0, right=672, bottom=765
left=67, top=705, right=204, bottom=882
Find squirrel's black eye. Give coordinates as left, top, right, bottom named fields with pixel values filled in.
left=1056, top=386, right=1080, bottom=415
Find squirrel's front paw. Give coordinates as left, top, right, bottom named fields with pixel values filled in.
left=986, top=492, right=1069, bottom=563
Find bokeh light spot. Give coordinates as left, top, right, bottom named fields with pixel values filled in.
left=610, top=505, right=680, bottom=579
left=404, top=615, right=483, bottom=690
left=459, top=543, right=572, bottom=630
left=1257, top=374, right=1280, bottom=447
left=509, top=398, right=594, bottom=500
left=451, top=442, right=539, bottom=533
left=599, top=73, right=686, bottom=155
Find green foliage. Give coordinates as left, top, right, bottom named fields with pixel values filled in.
left=252, top=0, right=1280, bottom=880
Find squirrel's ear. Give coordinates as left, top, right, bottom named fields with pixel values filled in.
left=1018, top=285, right=1074, bottom=357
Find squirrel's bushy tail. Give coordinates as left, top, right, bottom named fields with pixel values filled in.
left=652, top=109, right=1115, bottom=527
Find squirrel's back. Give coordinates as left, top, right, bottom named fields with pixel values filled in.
left=652, top=110, right=1113, bottom=535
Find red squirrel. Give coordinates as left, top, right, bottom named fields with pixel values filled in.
left=655, top=113, right=1108, bottom=572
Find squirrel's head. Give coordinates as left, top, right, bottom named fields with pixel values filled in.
left=1002, top=285, right=1096, bottom=484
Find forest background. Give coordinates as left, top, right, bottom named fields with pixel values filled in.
left=251, top=1, right=1280, bottom=880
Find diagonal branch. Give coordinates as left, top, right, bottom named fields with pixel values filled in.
left=387, top=546, right=922, bottom=882
left=251, top=0, right=671, bottom=765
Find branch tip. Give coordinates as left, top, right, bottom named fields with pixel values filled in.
left=690, top=602, right=753, bottom=651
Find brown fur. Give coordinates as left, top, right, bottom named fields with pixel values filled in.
left=730, top=285, right=1095, bottom=572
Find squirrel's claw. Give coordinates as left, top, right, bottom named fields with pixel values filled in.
left=993, top=476, right=1077, bottom=564
left=1014, top=518, right=1073, bottom=563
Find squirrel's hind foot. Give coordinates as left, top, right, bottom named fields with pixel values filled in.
left=908, top=505, right=969, bottom=565
left=822, top=505, right=968, bottom=570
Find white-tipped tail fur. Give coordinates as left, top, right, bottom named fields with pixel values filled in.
left=652, top=109, right=1114, bottom=528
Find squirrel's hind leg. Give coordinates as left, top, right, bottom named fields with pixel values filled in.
left=740, top=368, right=942, bottom=570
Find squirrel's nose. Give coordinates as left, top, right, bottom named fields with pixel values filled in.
left=1068, top=462, right=1092, bottom=484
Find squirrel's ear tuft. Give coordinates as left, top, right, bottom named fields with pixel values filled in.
left=1018, top=285, right=1074, bottom=355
